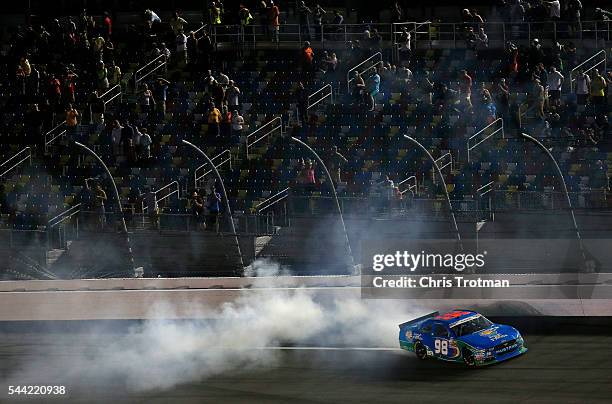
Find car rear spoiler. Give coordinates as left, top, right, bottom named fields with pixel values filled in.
left=398, top=311, right=439, bottom=329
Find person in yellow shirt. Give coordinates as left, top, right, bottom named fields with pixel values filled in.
left=590, top=69, right=607, bottom=106
left=207, top=102, right=222, bottom=138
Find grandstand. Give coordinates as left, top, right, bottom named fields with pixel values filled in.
left=1, top=1, right=612, bottom=279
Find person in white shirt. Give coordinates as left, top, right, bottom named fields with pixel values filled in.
left=231, top=110, right=244, bottom=141
left=133, top=126, right=143, bottom=159
left=574, top=69, right=590, bottom=105
left=226, top=80, right=241, bottom=110
left=545, top=0, right=561, bottom=20
left=547, top=66, right=564, bottom=102
left=175, top=30, right=187, bottom=63
left=111, top=119, right=123, bottom=156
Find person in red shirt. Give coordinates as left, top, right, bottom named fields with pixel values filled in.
left=459, top=69, right=473, bottom=108
left=302, top=41, right=314, bottom=72
left=269, top=1, right=280, bottom=43
left=103, top=11, right=112, bottom=39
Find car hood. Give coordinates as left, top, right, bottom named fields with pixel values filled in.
left=457, top=324, right=520, bottom=349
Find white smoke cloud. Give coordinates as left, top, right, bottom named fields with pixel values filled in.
left=2, top=260, right=426, bottom=393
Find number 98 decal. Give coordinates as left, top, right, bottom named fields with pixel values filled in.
left=434, top=339, right=448, bottom=355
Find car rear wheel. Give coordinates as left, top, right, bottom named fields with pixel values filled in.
left=462, top=348, right=476, bottom=367
left=414, top=342, right=427, bottom=360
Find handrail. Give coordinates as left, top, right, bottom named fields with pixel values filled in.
left=48, top=203, right=82, bottom=228
left=142, top=181, right=180, bottom=212
left=397, top=175, right=417, bottom=195
left=569, top=50, right=607, bottom=93
left=467, top=118, right=504, bottom=162
left=245, top=116, right=282, bottom=158
left=194, top=23, right=207, bottom=38
left=476, top=181, right=494, bottom=197
left=307, top=84, right=333, bottom=110
left=194, top=149, right=231, bottom=187
left=44, top=121, right=67, bottom=152
left=347, top=52, right=382, bottom=93
left=255, top=187, right=290, bottom=212
left=100, top=84, right=122, bottom=106
left=0, top=147, right=32, bottom=177
left=134, top=54, right=167, bottom=91
left=435, top=152, right=453, bottom=171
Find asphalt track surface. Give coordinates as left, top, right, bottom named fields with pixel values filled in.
left=1, top=329, right=612, bottom=403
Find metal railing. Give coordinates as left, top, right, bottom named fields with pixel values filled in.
left=134, top=54, right=167, bottom=92
left=142, top=181, right=180, bottom=213
left=47, top=203, right=81, bottom=250
left=477, top=181, right=495, bottom=198
left=245, top=116, right=282, bottom=159
left=467, top=118, right=504, bottom=162
left=397, top=175, right=417, bottom=195
left=44, top=121, right=67, bottom=153
left=190, top=20, right=612, bottom=49
left=194, top=149, right=232, bottom=188
left=392, top=21, right=431, bottom=62
left=347, top=52, right=382, bottom=93
left=569, top=50, right=607, bottom=93
left=0, top=147, right=32, bottom=177
left=100, top=83, right=122, bottom=105
left=254, top=187, right=290, bottom=213
left=307, top=84, right=333, bottom=110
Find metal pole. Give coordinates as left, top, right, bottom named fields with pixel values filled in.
left=181, top=139, right=245, bottom=272
left=74, top=141, right=136, bottom=276
left=289, top=136, right=356, bottom=272
left=404, top=135, right=462, bottom=244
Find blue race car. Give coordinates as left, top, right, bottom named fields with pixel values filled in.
left=399, top=310, right=527, bottom=366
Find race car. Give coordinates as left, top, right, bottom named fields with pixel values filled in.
left=398, top=310, right=527, bottom=366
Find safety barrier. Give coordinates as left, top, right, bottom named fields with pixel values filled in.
left=346, top=52, right=382, bottom=93
left=0, top=147, right=32, bottom=177
left=307, top=84, right=333, bottom=110
left=569, top=50, right=607, bottom=93
left=134, top=54, right=167, bottom=92
left=100, top=83, right=122, bottom=105
left=47, top=204, right=82, bottom=250
left=44, top=121, right=67, bottom=153
left=194, top=149, right=232, bottom=188
left=397, top=176, right=417, bottom=195
left=467, top=118, right=504, bottom=162
left=245, top=116, right=282, bottom=159
left=255, top=188, right=290, bottom=213
left=142, top=181, right=180, bottom=213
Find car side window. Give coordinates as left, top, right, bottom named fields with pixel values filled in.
left=421, top=322, right=432, bottom=334
left=433, top=323, right=449, bottom=338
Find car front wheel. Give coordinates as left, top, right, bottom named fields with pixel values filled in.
left=462, top=348, right=476, bottom=367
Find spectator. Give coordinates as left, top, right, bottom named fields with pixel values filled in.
left=297, top=0, right=313, bottom=41
left=590, top=70, right=607, bottom=107
left=96, top=61, right=109, bottom=90
left=459, top=69, right=473, bottom=108
left=367, top=67, right=381, bottom=111
left=144, top=9, right=162, bottom=28
left=226, top=80, right=241, bottom=111
left=210, top=2, right=222, bottom=25
left=567, top=0, right=583, bottom=37
left=191, top=191, right=206, bottom=230
left=547, top=66, right=564, bottom=105
left=111, top=120, right=123, bottom=155
left=327, top=146, right=348, bottom=184
left=574, top=69, right=590, bottom=105
left=120, top=120, right=135, bottom=158
left=141, top=128, right=153, bottom=160
left=207, top=102, right=222, bottom=138
left=496, top=78, right=510, bottom=120
left=108, top=60, right=121, bottom=87
left=220, top=105, right=232, bottom=139
left=231, top=109, right=245, bottom=141
left=155, top=78, right=170, bottom=118
left=176, top=30, right=188, bottom=64
left=313, top=4, right=326, bottom=41
left=269, top=1, right=280, bottom=44
left=206, top=187, right=222, bottom=232
left=301, top=41, right=314, bottom=72
left=102, top=11, right=112, bottom=39
left=187, top=31, right=198, bottom=65
left=351, top=71, right=366, bottom=105
left=295, top=81, right=309, bottom=125
left=544, top=0, right=561, bottom=21
left=170, top=11, right=188, bottom=35
left=141, top=83, right=155, bottom=115
left=65, top=104, right=80, bottom=140
left=89, top=90, right=105, bottom=125
left=86, top=179, right=107, bottom=230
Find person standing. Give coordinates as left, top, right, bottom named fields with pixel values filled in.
left=225, top=80, right=241, bottom=111
left=269, top=1, right=280, bottom=44
left=65, top=104, right=80, bottom=141
left=574, top=69, right=590, bottom=105
left=206, top=187, right=222, bottom=232
left=231, top=110, right=245, bottom=142
left=207, top=102, right=222, bottom=139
